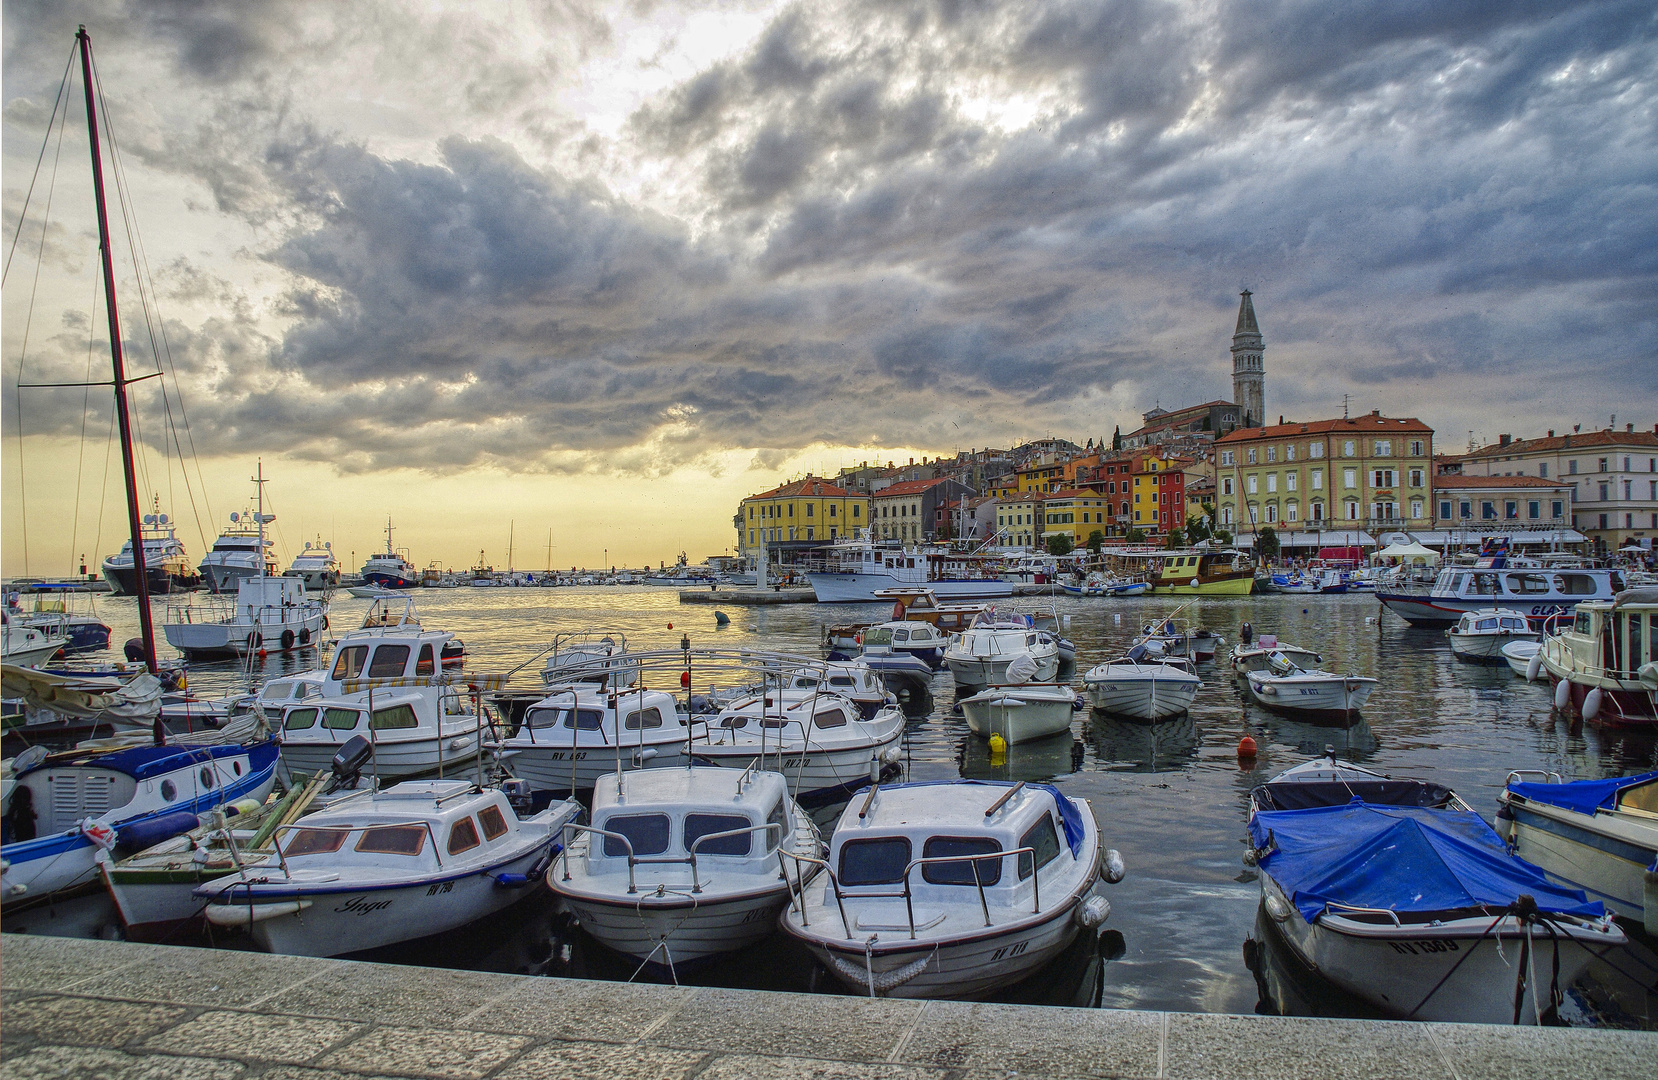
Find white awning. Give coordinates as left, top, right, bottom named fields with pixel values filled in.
left=1273, top=530, right=1375, bottom=548
left=1408, top=528, right=1587, bottom=547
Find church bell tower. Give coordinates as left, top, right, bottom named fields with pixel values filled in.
left=1230, top=290, right=1265, bottom=428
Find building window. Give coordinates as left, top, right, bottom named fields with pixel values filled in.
left=1343, top=440, right=1356, bottom=457
left=1286, top=444, right=1296, bottom=461
left=1460, top=500, right=1472, bottom=519
left=788, top=504, right=794, bottom=517
left=853, top=505, right=860, bottom=517
left=1372, top=501, right=1396, bottom=521
left=1371, top=469, right=1396, bottom=488
left=1539, top=462, right=1548, bottom=478
left=1266, top=446, right=1276, bottom=463
left=1439, top=500, right=1452, bottom=519
left=1286, top=472, right=1297, bottom=492
left=1409, top=440, right=1424, bottom=456
left=1528, top=501, right=1540, bottom=519
left=1568, top=460, right=1578, bottom=474
left=1266, top=475, right=1277, bottom=494
left=1222, top=477, right=1233, bottom=496
left=1220, top=451, right=1235, bottom=466
left=1287, top=503, right=1298, bottom=522
left=1410, top=499, right=1423, bottom=519
left=1221, top=507, right=1233, bottom=525
left=1311, top=471, right=1322, bottom=491
left=1599, top=483, right=1609, bottom=501
left=1310, top=442, right=1324, bottom=458
left=1505, top=500, right=1518, bottom=519
left=1481, top=501, right=1496, bottom=520
left=1247, top=448, right=1258, bottom=464
left=1265, top=504, right=1278, bottom=523
left=1346, top=501, right=1359, bottom=520
left=1246, top=477, right=1257, bottom=495
left=1311, top=501, right=1324, bottom=521
left=1598, top=457, right=1608, bottom=472
left=806, top=504, right=814, bottom=517
left=806, top=527, right=814, bottom=539
left=749, top=529, right=755, bottom=543
left=1409, top=469, right=1424, bottom=487
left=1343, top=469, right=1357, bottom=489
left=1375, top=441, right=1391, bottom=456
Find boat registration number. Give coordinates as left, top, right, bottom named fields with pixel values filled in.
left=545, top=752, right=590, bottom=761
left=1386, top=939, right=1459, bottom=955
left=990, top=940, right=1029, bottom=961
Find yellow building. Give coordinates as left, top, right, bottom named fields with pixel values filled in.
left=736, top=477, right=869, bottom=560
left=1042, top=489, right=1114, bottom=547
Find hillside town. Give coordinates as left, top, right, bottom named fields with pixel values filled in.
left=737, top=293, right=1658, bottom=570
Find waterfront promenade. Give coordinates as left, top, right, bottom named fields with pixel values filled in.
left=3, top=936, right=1651, bottom=1079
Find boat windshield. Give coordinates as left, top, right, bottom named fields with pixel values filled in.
left=922, top=836, right=1003, bottom=885
left=863, top=628, right=893, bottom=647
left=839, top=836, right=911, bottom=885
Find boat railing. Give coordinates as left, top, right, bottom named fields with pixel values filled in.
left=558, top=820, right=782, bottom=895
left=1321, top=900, right=1401, bottom=926
left=1504, top=770, right=1564, bottom=786
left=267, top=819, right=445, bottom=877
left=780, top=846, right=1038, bottom=940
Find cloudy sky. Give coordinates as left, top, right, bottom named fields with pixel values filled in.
left=4, top=0, right=1655, bottom=573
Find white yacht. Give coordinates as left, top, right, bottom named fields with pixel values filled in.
left=808, top=535, right=1013, bottom=603
left=781, top=780, right=1118, bottom=998
left=1446, top=608, right=1539, bottom=664
left=959, top=684, right=1077, bottom=744
left=360, top=517, right=419, bottom=589
left=548, top=766, right=821, bottom=969
left=285, top=538, right=341, bottom=591
left=1376, top=557, right=1626, bottom=627
left=198, top=512, right=277, bottom=593
left=943, top=619, right=1061, bottom=691
left=162, top=575, right=328, bottom=658
left=101, top=510, right=201, bottom=594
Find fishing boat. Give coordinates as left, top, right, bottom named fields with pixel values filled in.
left=101, top=511, right=201, bottom=595
left=285, top=538, right=341, bottom=591
left=196, top=779, right=580, bottom=957
left=780, top=779, right=1120, bottom=998
left=1082, top=645, right=1201, bottom=721
left=696, top=687, right=905, bottom=804
left=1246, top=793, right=1625, bottom=1023
left=1497, top=769, right=1658, bottom=935
left=1, top=739, right=279, bottom=913
left=7, top=585, right=112, bottom=654
left=360, top=518, right=419, bottom=589
left=1536, top=589, right=1658, bottom=725
left=959, top=684, right=1077, bottom=744
left=808, top=537, right=1013, bottom=603
left=836, top=622, right=950, bottom=669
left=162, top=574, right=328, bottom=658
left=785, top=660, right=895, bottom=720
left=1151, top=550, right=1255, bottom=595
left=942, top=619, right=1061, bottom=691
left=1446, top=608, right=1539, bottom=664
left=488, top=684, right=689, bottom=795
left=548, top=765, right=821, bottom=970
left=1500, top=639, right=1543, bottom=678
left=1244, top=652, right=1376, bottom=722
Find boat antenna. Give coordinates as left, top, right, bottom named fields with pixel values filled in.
left=78, top=26, right=156, bottom=675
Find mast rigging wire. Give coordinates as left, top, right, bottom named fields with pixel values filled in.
left=2, top=46, right=76, bottom=287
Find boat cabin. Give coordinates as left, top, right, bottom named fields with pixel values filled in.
left=1551, top=597, right=1658, bottom=683
left=861, top=622, right=950, bottom=658
left=951, top=625, right=1055, bottom=658
left=1157, top=551, right=1253, bottom=588
left=275, top=780, right=523, bottom=872
left=786, top=662, right=890, bottom=717
left=581, top=768, right=795, bottom=883
left=1429, top=567, right=1624, bottom=609
left=512, top=686, right=683, bottom=743
left=872, top=588, right=986, bottom=631
left=711, top=688, right=864, bottom=733
left=324, top=626, right=457, bottom=696
left=1450, top=610, right=1535, bottom=637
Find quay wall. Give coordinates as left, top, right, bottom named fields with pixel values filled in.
left=2, top=935, right=1652, bottom=1080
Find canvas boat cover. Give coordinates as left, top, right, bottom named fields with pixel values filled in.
left=1249, top=802, right=1603, bottom=924
left=1508, top=770, right=1658, bottom=817
left=884, top=779, right=1087, bottom=858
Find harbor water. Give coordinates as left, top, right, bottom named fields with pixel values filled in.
left=28, top=586, right=1658, bottom=1025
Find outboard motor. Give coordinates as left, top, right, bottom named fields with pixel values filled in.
left=500, top=779, right=534, bottom=816
left=328, top=734, right=374, bottom=792
left=1239, top=622, right=1254, bottom=647
left=123, top=637, right=147, bottom=662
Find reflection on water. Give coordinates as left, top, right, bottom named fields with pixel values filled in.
left=56, top=588, right=1658, bottom=1021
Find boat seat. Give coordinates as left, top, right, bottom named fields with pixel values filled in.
left=1617, top=778, right=1658, bottom=815
left=1254, top=780, right=1458, bottom=812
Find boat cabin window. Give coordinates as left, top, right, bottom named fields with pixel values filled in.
left=1507, top=573, right=1550, bottom=595
left=829, top=676, right=854, bottom=688
left=603, top=813, right=671, bottom=857
left=283, top=828, right=348, bottom=856
left=685, top=812, right=752, bottom=855
left=1026, top=634, right=1038, bottom=646
left=1499, top=617, right=1527, bottom=632
left=415, top=644, right=436, bottom=677
left=766, top=799, right=787, bottom=852
left=284, top=708, right=319, bottom=731
left=368, top=645, right=410, bottom=678
left=1619, top=778, right=1658, bottom=814
left=263, top=681, right=293, bottom=701
left=1470, top=574, right=1497, bottom=596
left=323, top=708, right=362, bottom=730
left=922, top=836, right=1003, bottom=886
left=863, top=628, right=893, bottom=647
left=839, top=836, right=912, bottom=885
left=447, top=817, right=481, bottom=855
left=356, top=824, right=426, bottom=855
left=1555, top=573, right=1597, bottom=596
left=814, top=708, right=848, bottom=729
left=1017, top=816, right=1062, bottom=880
left=371, top=705, right=419, bottom=730
left=1448, top=573, right=1466, bottom=592
left=1574, top=612, right=1592, bottom=635
left=1476, top=618, right=1498, bottom=631
left=893, top=629, right=910, bottom=641
left=332, top=645, right=368, bottom=681
left=623, top=708, right=663, bottom=730
left=560, top=709, right=605, bottom=730
left=478, top=805, right=509, bottom=841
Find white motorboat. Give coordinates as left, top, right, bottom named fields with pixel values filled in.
left=855, top=640, right=937, bottom=696
left=539, top=630, right=637, bottom=688
left=489, top=684, right=690, bottom=794
left=1244, top=651, right=1376, bottom=721
left=781, top=779, right=1119, bottom=998
left=162, top=575, right=328, bottom=658
left=360, top=517, right=419, bottom=589
left=943, top=620, right=1060, bottom=691
left=959, top=684, right=1077, bottom=744
left=1247, top=784, right=1625, bottom=1023
left=807, top=536, right=1013, bottom=603
left=548, top=765, right=821, bottom=969
left=696, top=687, right=905, bottom=804
left=1376, top=553, right=1627, bottom=627
left=196, top=779, right=580, bottom=956
left=1501, top=639, right=1543, bottom=678
left=101, top=510, right=201, bottom=594
left=1, top=621, right=69, bottom=668
left=1497, top=769, right=1658, bottom=935
left=1228, top=634, right=1322, bottom=677
left=1278, top=568, right=1346, bottom=595
left=1082, top=645, right=1201, bottom=721
left=1133, top=617, right=1224, bottom=662
left=1, top=739, right=279, bottom=912
left=8, top=586, right=113, bottom=654
left=785, top=660, right=895, bottom=720
left=859, top=622, right=952, bottom=668
left=285, top=538, right=341, bottom=591
left=1446, top=608, right=1538, bottom=664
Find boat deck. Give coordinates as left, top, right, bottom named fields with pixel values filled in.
left=2, top=935, right=1650, bottom=1080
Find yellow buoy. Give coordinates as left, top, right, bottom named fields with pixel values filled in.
left=988, top=733, right=1007, bottom=756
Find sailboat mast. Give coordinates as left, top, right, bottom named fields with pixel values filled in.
left=78, top=26, right=155, bottom=673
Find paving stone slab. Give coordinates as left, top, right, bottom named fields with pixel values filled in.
left=271, top=961, right=530, bottom=1027
left=1428, top=1022, right=1658, bottom=1080
left=651, top=985, right=925, bottom=1061
left=698, top=1055, right=953, bottom=1080
left=494, top=1041, right=711, bottom=1080
left=894, top=999, right=1162, bottom=1078
left=71, top=943, right=334, bottom=1008
left=314, top=1024, right=532, bottom=1080
left=0, top=994, right=191, bottom=1047
left=255, top=1069, right=408, bottom=1080
left=0, top=934, right=148, bottom=992
left=464, top=976, right=694, bottom=1041
left=1164, top=1013, right=1453, bottom=1080
left=0, top=1045, right=246, bottom=1080
left=145, top=1010, right=364, bottom=1065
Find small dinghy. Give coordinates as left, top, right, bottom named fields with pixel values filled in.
left=1134, top=618, right=1224, bottom=662
left=1244, top=651, right=1376, bottom=722
left=854, top=640, right=937, bottom=695
left=1501, top=639, right=1544, bottom=679
left=1447, top=608, right=1539, bottom=664
left=1081, top=644, right=1201, bottom=721
left=781, top=780, right=1120, bottom=998
left=1497, top=769, right=1658, bottom=935
left=548, top=765, right=821, bottom=972
left=1246, top=773, right=1624, bottom=1024
left=1229, top=627, right=1321, bottom=676
left=959, top=683, right=1077, bottom=745
left=197, top=779, right=580, bottom=957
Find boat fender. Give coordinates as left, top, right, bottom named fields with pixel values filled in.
left=1263, top=893, right=1291, bottom=922
left=321, top=615, right=329, bottom=631
left=1494, top=805, right=1514, bottom=844
left=203, top=899, right=310, bottom=927
left=246, top=631, right=263, bottom=652
left=1103, top=848, right=1126, bottom=884
left=1189, top=578, right=1199, bottom=589
left=298, top=628, right=311, bottom=647
left=1582, top=687, right=1602, bottom=722
left=1554, top=678, right=1571, bottom=711
left=280, top=629, right=295, bottom=651
left=1526, top=653, right=1543, bottom=682
left=1076, top=894, right=1111, bottom=928
left=116, top=810, right=201, bottom=853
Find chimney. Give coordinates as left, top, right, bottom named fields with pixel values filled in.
left=1498, top=434, right=1511, bottom=447
left=1547, top=430, right=1554, bottom=438
left=1573, top=425, right=1581, bottom=433
left=1628, top=423, right=1635, bottom=433
left=1278, top=415, right=1284, bottom=425
left=1371, top=409, right=1381, bottom=416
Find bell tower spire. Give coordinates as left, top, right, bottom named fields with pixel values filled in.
left=1230, top=290, right=1265, bottom=428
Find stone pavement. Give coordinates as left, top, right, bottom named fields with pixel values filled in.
left=2, top=935, right=1653, bottom=1079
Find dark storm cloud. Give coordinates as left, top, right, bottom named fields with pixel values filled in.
left=6, top=0, right=1654, bottom=476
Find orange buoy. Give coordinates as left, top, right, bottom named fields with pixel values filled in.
left=667, top=622, right=673, bottom=630
left=257, top=649, right=268, bottom=660
left=1238, top=735, right=1257, bottom=758
left=680, top=670, right=691, bottom=688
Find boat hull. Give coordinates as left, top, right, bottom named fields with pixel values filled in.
left=1154, top=576, right=1254, bottom=596
left=960, top=693, right=1075, bottom=744
left=1499, top=797, right=1658, bottom=925
left=1246, top=675, right=1375, bottom=721
left=692, top=735, right=901, bottom=805
left=809, top=573, right=1013, bottom=604
left=101, top=564, right=200, bottom=596
left=1544, top=673, right=1658, bottom=726
left=1501, top=640, right=1542, bottom=677
left=500, top=741, right=690, bottom=793
left=1376, top=592, right=1584, bottom=627
left=163, top=612, right=327, bottom=657
left=279, top=729, right=483, bottom=779
left=555, top=884, right=794, bottom=966
left=944, top=654, right=1059, bottom=691
left=1448, top=631, right=1536, bottom=664
left=1084, top=674, right=1200, bottom=721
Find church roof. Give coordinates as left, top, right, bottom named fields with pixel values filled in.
left=1234, top=291, right=1260, bottom=336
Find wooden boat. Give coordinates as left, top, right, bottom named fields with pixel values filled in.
left=1152, top=551, right=1255, bottom=595
left=1537, top=589, right=1658, bottom=725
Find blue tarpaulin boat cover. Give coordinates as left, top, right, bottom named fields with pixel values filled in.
left=1508, top=770, right=1658, bottom=817
left=1249, top=802, right=1604, bottom=924
left=883, top=779, right=1087, bottom=858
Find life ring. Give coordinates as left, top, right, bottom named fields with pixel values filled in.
left=298, top=628, right=311, bottom=646
left=280, top=628, right=295, bottom=650
left=246, top=631, right=263, bottom=651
